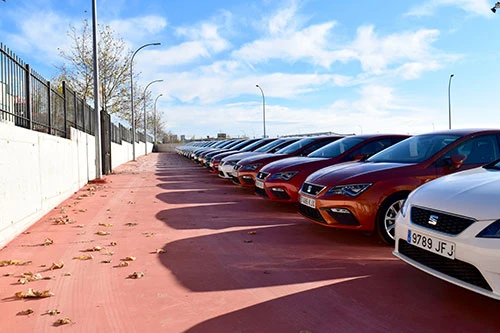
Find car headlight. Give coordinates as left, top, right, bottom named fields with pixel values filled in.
left=477, top=220, right=500, bottom=238
left=326, top=183, right=372, bottom=197
left=240, top=163, right=262, bottom=171
left=269, top=171, right=298, bottom=181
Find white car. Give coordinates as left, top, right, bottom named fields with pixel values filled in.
left=393, top=161, right=500, bottom=300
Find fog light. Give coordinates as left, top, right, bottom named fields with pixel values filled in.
left=271, top=188, right=285, bottom=192
left=242, top=176, right=252, bottom=180
left=330, top=208, right=350, bottom=214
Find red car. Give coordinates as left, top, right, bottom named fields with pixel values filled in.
left=298, top=129, right=500, bottom=244
left=255, top=134, right=409, bottom=203
left=234, top=136, right=344, bottom=187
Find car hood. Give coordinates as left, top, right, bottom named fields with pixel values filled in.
left=261, top=156, right=329, bottom=173
left=408, top=167, right=500, bottom=220
left=222, top=151, right=261, bottom=162
left=238, top=153, right=280, bottom=165
left=306, top=161, right=410, bottom=185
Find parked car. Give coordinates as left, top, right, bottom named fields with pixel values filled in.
left=234, top=135, right=344, bottom=187
left=298, top=129, right=500, bottom=244
left=255, top=134, right=409, bottom=203
left=393, top=161, right=500, bottom=300
left=218, top=137, right=302, bottom=181
left=195, top=139, right=243, bottom=164
left=208, top=138, right=276, bottom=172
left=201, top=138, right=260, bottom=168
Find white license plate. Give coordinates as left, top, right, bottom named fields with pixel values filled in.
left=300, top=195, right=316, bottom=209
left=407, top=229, right=455, bottom=259
left=255, top=180, right=264, bottom=189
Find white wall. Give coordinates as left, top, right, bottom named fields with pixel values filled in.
left=0, top=122, right=151, bottom=247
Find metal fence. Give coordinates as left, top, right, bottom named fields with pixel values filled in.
left=0, top=42, right=152, bottom=144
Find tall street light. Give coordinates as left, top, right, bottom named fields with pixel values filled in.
left=256, top=84, right=266, bottom=138
left=143, top=79, right=163, bottom=155
left=153, top=94, right=163, bottom=144
left=91, top=0, right=102, bottom=179
left=130, top=42, right=160, bottom=160
left=448, top=74, right=454, bottom=130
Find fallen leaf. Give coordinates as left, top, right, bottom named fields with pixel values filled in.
left=15, top=288, right=54, bottom=298
left=122, top=256, right=136, bottom=261
left=0, top=260, right=19, bottom=267
left=98, top=223, right=113, bottom=227
left=44, top=238, right=54, bottom=246
left=118, top=261, right=129, bottom=267
left=50, top=262, right=64, bottom=270
left=143, top=232, right=154, bottom=237
left=109, top=242, right=117, bottom=246
left=76, top=224, right=85, bottom=228
left=40, top=264, right=46, bottom=267
left=96, top=231, right=110, bottom=236
left=124, top=223, right=137, bottom=227
left=2, top=272, right=14, bottom=277
left=154, top=249, right=166, bottom=254
left=64, top=272, right=72, bottom=276
left=84, top=246, right=102, bottom=252
left=18, top=273, right=43, bottom=284
left=248, top=231, right=257, bottom=235
left=17, top=308, right=34, bottom=316
left=102, top=250, right=114, bottom=256
left=101, top=260, right=112, bottom=264
left=79, top=209, right=87, bottom=213
left=73, top=254, right=94, bottom=260
left=54, top=318, right=72, bottom=326
left=128, top=271, right=144, bottom=279
left=46, top=309, right=60, bottom=316
left=128, top=201, right=135, bottom=204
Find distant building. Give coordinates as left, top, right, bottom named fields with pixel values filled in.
left=217, top=133, right=227, bottom=140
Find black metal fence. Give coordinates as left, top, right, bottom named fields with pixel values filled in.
left=0, top=42, right=152, bottom=144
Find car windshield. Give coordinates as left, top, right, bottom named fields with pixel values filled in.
left=308, top=137, right=365, bottom=158
left=276, top=138, right=316, bottom=154
left=240, top=139, right=268, bottom=152
left=255, top=139, right=292, bottom=152
left=368, top=134, right=460, bottom=163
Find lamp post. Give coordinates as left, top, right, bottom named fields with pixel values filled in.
left=143, top=79, right=163, bottom=155
left=256, top=84, right=266, bottom=138
left=91, top=0, right=102, bottom=179
left=448, top=74, right=454, bottom=130
left=130, top=42, right=160, bottom=160
left=153, top=94, right=163, bottom=144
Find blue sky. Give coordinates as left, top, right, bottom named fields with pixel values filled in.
left=1, top=0, right=500, bottom=139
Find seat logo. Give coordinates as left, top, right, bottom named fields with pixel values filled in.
left=428, top=215, right=439, bottom=226
left=307, top=185, right=312, bottom=193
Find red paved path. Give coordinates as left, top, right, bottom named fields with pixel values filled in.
left=1, top=152, right=499, bottom=332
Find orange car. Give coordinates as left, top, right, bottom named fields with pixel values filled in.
left=298, top=129, right=500, bottom=244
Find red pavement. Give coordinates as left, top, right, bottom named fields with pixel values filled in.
left=1, top=152, right=500, bottom=332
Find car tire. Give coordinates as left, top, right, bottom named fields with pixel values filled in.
left=376, top=193, right=408, bottom=245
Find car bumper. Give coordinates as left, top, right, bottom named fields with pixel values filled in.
left=394, top=211, right=500, bottom=300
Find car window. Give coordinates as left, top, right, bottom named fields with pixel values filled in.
left=440, top=134, right=500, bottom=165
left=369, top=134, right=460, bottom=163
left=341, top=138, right=394, bottom=161
left=276, top=138, right=316, bottom=154
left=308, top=137, right=365, bottom=158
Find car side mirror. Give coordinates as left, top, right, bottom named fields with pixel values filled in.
left=449, top=154, right=467, bottom=169
left=353, top=153, right=368, bottom=161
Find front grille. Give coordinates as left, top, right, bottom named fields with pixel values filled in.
left=411, top=206, right=475, bottom=235
left=255, top=187, right=268, bottom=198
left=398, top=240, right=492, bottom=292
left=270, top=189, right=290, bottom=200
left=242, top=178, right=255, bottom=185
left=299, top=204, right=326, bottom=223
left=325, top=209, right=360, bottom=226
left=256, top=172, right=270, bottom=181
left=301, top=182, right=326, bottom=196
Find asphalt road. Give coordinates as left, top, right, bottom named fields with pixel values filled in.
left=1, top=152, right=499, bottom=332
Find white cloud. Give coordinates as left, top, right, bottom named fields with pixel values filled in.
left=405, top=0, right=492, bottom=17
left=109, top=15, right=167, bottom=42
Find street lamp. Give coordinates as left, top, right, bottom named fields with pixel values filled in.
left=91, top=0, right=102, bottom=179
left=153, top=94, right=163, bottom=144
left=130, top=42, right=161, bottom=160
left=256, top=84, right=266, bottom=138
left=448, top=74, right=454, bottom=130
left=143, top=79, right=163, bottom=155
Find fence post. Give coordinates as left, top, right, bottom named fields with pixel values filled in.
left=62, top=81, right=68, bottom=138
left=47, top=81, right=52, bottom=135
left=25, top=64, right=32, bottom=130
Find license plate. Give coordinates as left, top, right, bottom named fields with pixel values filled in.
left=300, top=195, right=316, bottom=209
left=407, top=229, right=455, bottom=259
left=255, top=180, right=264, bottom=189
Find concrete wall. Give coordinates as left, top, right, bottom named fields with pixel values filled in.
left=155, top=143, right=182, bottom=152
left=0, top=121, right=151, bottom=247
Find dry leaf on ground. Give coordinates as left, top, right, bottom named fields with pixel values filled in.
left=128, top=272, right=144, bottom=279
left=43, top=238, right=54, bottom=246
left=73, top=254, right=94, bottom=260
left=15, top=288, right=54, bottom=299
left=50, top=262, right=64, bottom=270
left=98, top=223, right=113, bottom=227
left=122, top=256, right=136, bottom=261
left=96, top=231, right=110, bottom=236
left=101, top=260, right=112, bottom=264
left=153, top=249, right=166, bottom=254
left=248, top=231, right=257, bottom=235
left=118, top=261, right=129, bottom=267
left=54, top=318, right=72, bottom=326
left=84, top=246, right=102, bottom=252
left=46, top=309, right=60, bottom=316
left=17, top=308, right=34, bottom=316
left=109, top=241, right=117, bottom=246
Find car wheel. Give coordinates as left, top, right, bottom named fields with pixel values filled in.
left=376, top=193, right=407, bottom=245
